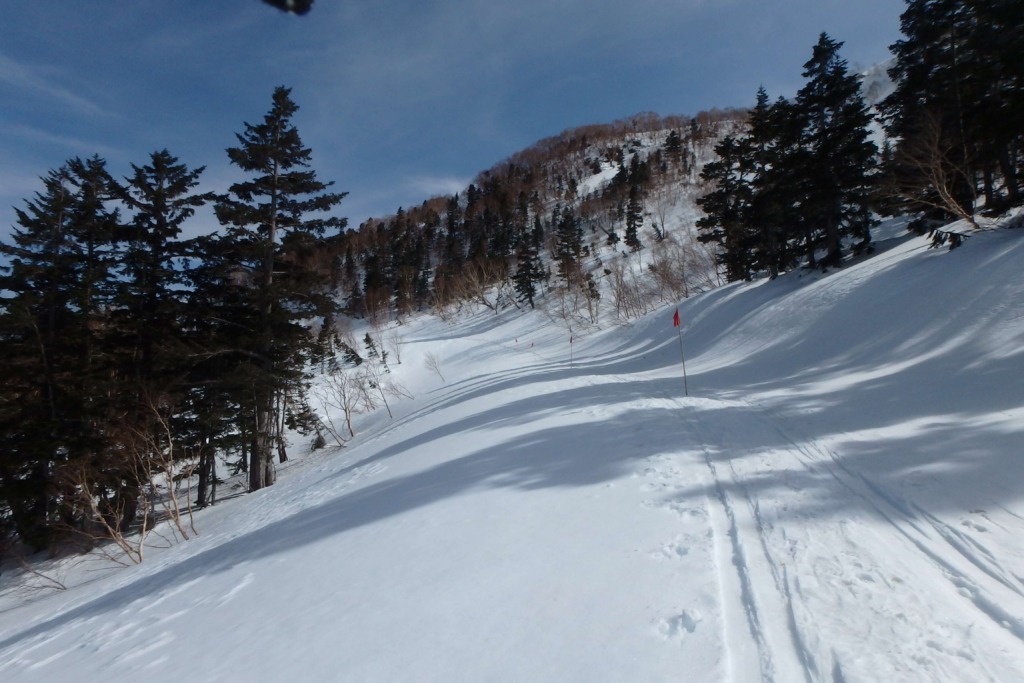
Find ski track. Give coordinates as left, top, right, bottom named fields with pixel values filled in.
left=641, top=389, right=1024, bottom=682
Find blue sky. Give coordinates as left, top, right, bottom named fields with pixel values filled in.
left=1, top=0, right=905, bottom=238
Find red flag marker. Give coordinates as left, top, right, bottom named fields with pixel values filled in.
left=672, top=308, right=680, bottom=327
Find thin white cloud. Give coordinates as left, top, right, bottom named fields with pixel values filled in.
left=0, top=51, right=114, bottom=118
left=0, top=168, right=45, bottom=201
left=1, top=122, right=122, bottom=158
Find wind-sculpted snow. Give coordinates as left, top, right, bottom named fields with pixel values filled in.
left=1, top=219, right=1023, bottom=681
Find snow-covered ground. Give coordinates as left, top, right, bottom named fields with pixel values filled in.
left=2, top=219, right=1023, bottom=682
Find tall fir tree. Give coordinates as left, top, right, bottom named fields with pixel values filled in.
left=882, top=0, right=978, bottom=220
left=113, top=150, right=213, bottom=396
left=552, top=205, right=585, bottom=285
left=214, top=86, right=347, bottom=491
left=794, top=33, right=878, bottom=267
left=112, top=150, right=216, bottom=510
left=512, top=232, right=545, bottom=309
left=624, top=184, right=644, bottom=252
left=745, top=88, right=799, bottom=278
left=696, top=135, right=757, bottom=281
left=180, top=231, right=255, bottom=507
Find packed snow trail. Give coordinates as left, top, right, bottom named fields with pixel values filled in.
left=0, top=371, right=734, bottom=682
left=662, top=393, right=1024, bottom=682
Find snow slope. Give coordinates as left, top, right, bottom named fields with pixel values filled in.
left=1, top=220, right=1024, bottom=682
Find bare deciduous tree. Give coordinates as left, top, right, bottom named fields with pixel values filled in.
left=56, top=399, right=196, bottom=565
left=607, top=258, right=651, bottom=321
left=895, top=109, right=979, bottom=229
left=424, top=351, right=445, bottom=383
left=8, top=552, right=68, bottom=595
left=649, top=183, right=683, bottom=241
left=385, top=329, right=404, bottom=365
left=312, top=365, right=372, bottom=444
left=362, top=356, right=411, bottom=420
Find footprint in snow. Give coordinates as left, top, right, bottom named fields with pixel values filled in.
left=650, top=537, right=691, bottom=561
left=665, top=501, right=707, bottom=519
left=656, top=609, right=703, bottom=641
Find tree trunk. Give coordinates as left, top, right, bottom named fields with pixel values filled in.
left=196, top=436, right=214, bottom=507
left=998, top=145, right=1020, bottom=203
left=824, top=213, right=842, bottom=268
left=249, top=392, right=275, bottom=491
left=276, top=390, right=288, bottom=463
left=250, top=148, right=281, bottom=490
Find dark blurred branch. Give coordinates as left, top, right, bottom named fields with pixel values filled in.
left=262, top=0, right=313, bottom=15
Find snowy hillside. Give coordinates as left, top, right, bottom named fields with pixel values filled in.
left=861, top=58, right=896, bottom=107
left=1, top=216, right=1024, bottom=682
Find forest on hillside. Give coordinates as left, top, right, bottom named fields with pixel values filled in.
left=1, top=0, right=1021, bottom=562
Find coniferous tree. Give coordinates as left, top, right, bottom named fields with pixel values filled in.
left=512, top=237, right=544, bottom=309
left=969, top=0, right=1024, bottom=207
left=432, top=194, right=465, bottom=307
left=746, top=88, right=793, bottom=278
left=881, top=1, right=1024, bottom=219
left=696, top=135, right=756, bottom=281
left=214, top=86, right=347, bottom=491
left=697, top=37, right=875, bottom=279
left=180, top=232, right=254, bottom=507
left=664, top=130, right=684, bottom=160
left=552, top=205, right=585, bottom=285
left=760, top=95, right=812, bottom=272
left=54, top=155, right=124, bottom=514
left=114, top=150, right=213, bottom=397
left=881, top=0, right=978, bottom=221
left=442, top=194, right=465, bottom=270
left=111, top=151, right=217, bottom=508
left=794, top=33, right=878, bottom=266
left=0, top=166, right=80, bottom=549
left=624, top=184, right=644, bottom=252
left=0, top=157, right=127, bottom=547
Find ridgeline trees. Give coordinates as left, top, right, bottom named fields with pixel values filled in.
left=347, top=110, right=733, bottom=323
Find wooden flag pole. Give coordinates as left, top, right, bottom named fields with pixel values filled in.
left=673, top=308, right=689, bottom=396
left=677, top=325, right=689, bottom=396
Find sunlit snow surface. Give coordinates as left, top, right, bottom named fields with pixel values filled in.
left=2, top=219, right=1024, bottom=682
